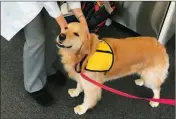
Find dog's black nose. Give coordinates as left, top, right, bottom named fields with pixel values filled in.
left=59, top=33, right=66, bottom=41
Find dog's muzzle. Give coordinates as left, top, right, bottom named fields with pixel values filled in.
left=56, top=42, right=72, bottom=49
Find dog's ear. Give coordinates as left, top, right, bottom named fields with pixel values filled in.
left=77, top=33, right=99, bottom=56
left=77, top=30, right=91, bottom=57
left=75, top=32, right=90, bottom=72
left=76, top=33, right=100, bottom=73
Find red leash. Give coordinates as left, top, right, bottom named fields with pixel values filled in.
left=80, top=73, right=175, bottom=106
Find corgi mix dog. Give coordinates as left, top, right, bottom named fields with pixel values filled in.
left=56, top=22, right=169, bottom=115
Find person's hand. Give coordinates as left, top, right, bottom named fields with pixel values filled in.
left=72, top=8, right=90, bottom=40
left=83, top=23, right=90, bottom=40
left=79, top=16, right=90, bottom=40
left=56, top=15, right=68, bottom=33
left=60, top=26, right=67, bottom=33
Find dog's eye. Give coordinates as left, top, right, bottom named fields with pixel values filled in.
left=65, top=27, right=68, bottom=30
left=74, top=32, right=79, bottom=37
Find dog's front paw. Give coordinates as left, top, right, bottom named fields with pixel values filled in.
left=74, top=105, right=87, bottom=115
left=68, top=88, right=80, bottom=97
left=135, top=79, right=144, bottom=86
left=149, top=101, right=159, bottom=107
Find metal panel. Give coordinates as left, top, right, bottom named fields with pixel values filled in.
left=158, top=2, right=175, bottom=45
left=112, top=1, right=170, bottom=38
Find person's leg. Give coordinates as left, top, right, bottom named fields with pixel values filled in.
left=44, top=15, right=59, bottom=76
left=23, top=13, right=53, bottom=106
left=42, top=10, right=67, bottom=85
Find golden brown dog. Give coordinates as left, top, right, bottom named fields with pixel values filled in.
left=56, top=22, right=169, bottom=115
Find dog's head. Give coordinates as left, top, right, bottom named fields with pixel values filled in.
left=57, top=22, right=100, bottom=72
left=56, top=22, right=90, bottom=56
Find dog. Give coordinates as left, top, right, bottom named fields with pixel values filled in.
left=56, top=22, right=169, bottom=115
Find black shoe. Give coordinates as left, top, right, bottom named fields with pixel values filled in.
left=47, top=70, right=67, bottom=86
left=28, top=88, right=54, bottom=106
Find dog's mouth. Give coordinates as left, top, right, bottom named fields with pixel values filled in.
left=56, top=41, right=72, bottom=49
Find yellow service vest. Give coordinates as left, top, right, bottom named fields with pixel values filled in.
left=85, top=40, right=114, bottom=73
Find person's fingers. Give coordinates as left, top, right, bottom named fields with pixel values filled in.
left=61, top=28, right=66, bottom=33
left=60, top=24, right=68, bottom=33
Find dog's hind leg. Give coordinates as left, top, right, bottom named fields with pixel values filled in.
left=68, top=82, right=83, bottom=98
left=139, top=64, right=168, bottom=107
left=74, top=72, right=102, bottom=115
